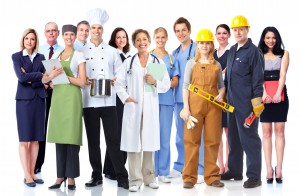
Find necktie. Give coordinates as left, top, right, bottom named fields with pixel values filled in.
left=49, top=46, right=54, bottom=59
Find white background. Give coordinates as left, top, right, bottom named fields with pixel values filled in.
left=1, top=0, right=299, bottom=195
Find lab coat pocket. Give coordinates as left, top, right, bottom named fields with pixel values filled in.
left=235, top=57, right=250, bottom=76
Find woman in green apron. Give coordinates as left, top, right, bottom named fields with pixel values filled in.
left=47, top=24, right=86, bottom=190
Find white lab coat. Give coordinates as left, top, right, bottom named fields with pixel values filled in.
left=79, top=41, right=122, bottom=108
left=115, top=54, right=170, bottom=152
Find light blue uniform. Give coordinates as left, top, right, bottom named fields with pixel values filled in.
left=74, top=40, right=85, bottom=51
left=151, top=51, right=178, bottom=176
left=172, top=42, right=204, bottom=175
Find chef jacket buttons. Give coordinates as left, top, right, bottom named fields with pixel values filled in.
left=102, top=57, right=104, bottom=60
left=91, top=57, right=93, bottom=59
left=89, top=47, right=92, bottom=49
left=102, top=47, right=104, bottom=49
left=92, top=69, right=94, bottom=71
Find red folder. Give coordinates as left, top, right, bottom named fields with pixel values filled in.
left=264, top=81, right=284, bottom=101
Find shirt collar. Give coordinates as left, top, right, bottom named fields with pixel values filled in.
left=22, top=49, right=37, bottom=59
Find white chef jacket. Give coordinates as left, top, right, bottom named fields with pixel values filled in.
left=79, top=41, right=122, bottom=108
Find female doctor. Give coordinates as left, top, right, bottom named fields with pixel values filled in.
left=115, top=29, right=170, bottom=192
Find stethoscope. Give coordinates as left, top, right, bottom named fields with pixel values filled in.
left=149, top=49, right=174, bottom=69
left=174, top=40, right=193, bottom=60
left=127, top=53, right=160, bottom=75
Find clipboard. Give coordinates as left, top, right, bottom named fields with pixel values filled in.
left=42, top=59, right=70, bottom=85
left=145, top=62, right=166, bottom=92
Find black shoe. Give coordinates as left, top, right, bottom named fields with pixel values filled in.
left=221, top=170, right=243, bottom=180
left=118, top=181, right=129, bottom=189
left=48, top=177, right=67, bottom=189
left=85, top=178, right=103, bottom=187
left=275, top=166, right=283, bottom=184
left=105, top=174, right=117, bottom=180
left=266, top=168, right=274, bottom=184
left=68, top=184, right=76, bottom=190
left=34, top=168, right=41, bottom=174
left=243, top=177, right=262, bottom=188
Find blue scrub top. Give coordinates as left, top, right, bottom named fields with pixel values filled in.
left=151, top=52, right=179, bottom=106
left=172, top=42, right=196, bottom=103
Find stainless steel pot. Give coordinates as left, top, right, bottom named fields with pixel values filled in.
left=90, top=79, right=111, bottom=97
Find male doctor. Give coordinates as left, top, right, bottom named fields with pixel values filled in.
left=79, top=8, right=129, bottom=189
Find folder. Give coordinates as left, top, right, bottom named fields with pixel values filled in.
left=264, top=80, right=284, bottom=101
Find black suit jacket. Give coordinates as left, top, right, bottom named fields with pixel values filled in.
left=12, top=51, right=47, bottom=100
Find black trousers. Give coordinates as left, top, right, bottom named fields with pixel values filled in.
left=35, top=88, right=52, bottom=171
left=103, top=96, right=127, bottom=177
left=56, top=143, right=80, bottom=178
left=83, top=106, right=128, bottom=183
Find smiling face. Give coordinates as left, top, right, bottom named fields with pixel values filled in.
left=215, top=27, right=230, bottom=45
left=63, top=31, right=76, bottom=47
left=24, top=33, right=36, bottom=52
left=77, top=23, right=89, bottom=43
left=154, top=30, right=168, bottom=49
left=197, top=41, right=213, bottom=55
left=134, top=32, right=150, bottom=53
left=44, top=22, right=59, bottom=43
left=174, top=23, right=191, bottom=44
left=232, top=27, right=248, bottom=44
left=264, top=31, right=276, bottom=50
left=115, top=30, right=127, bottom=51
left=90, top=24, right=104, bottom=41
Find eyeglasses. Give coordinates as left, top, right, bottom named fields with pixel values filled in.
left=45, top=29, right=58, bottom=33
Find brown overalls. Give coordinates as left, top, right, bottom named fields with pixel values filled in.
left=182, top=62, right=222, bottom=185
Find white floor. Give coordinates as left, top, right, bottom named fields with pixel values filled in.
left=1, top=119, right=298, bottom=196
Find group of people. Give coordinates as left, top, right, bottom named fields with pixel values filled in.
left=12, top=7, right=289, bottom=192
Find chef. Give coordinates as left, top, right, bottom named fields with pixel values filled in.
left=79, top=8, right=129, bottom=189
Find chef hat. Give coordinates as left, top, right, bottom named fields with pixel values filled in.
left=86, top=8, right=109, bottom=26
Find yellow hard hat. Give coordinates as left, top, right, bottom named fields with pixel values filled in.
left=231, top=15, right=250, bottom=28
left=195, top=29, right=214, bottom=42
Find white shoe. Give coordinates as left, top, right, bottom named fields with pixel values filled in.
left=158, top=176, right=171, bottom=183
left=146, top=182, right=159, bottom=189
left=129, top=185, right=140, bottom=192
left=196, top=175, right=204, bottom=184
left=167, top=169, right=182, bottom=178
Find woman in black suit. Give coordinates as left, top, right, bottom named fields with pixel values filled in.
left=12, top=28, right=62, bottom=187
left=103, top=27, right=131, bottom=180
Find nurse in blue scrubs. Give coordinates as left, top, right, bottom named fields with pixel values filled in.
left=171, top=17, right=204, bottom=182
left=150, top=27, right=179, bottom=183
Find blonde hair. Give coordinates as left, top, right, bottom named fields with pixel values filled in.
left=153, top=27, right=168, bottom=38
left=20, top=28, right=39, bottom=52
left=194, top=42, right=215, bottom=64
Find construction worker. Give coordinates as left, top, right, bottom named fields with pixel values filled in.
left=180, top=29, right=225, bottom=188
left=221, top=15, right=264, bottom=188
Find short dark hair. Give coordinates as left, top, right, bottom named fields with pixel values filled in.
left=76, top=20, right=90, bottom=28
left=173, top=17, right=191, bottom=32
left=258, top=26, right=284, bottom=57
left=108, top=27, right=130, bottom=54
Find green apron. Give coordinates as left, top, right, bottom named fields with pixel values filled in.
left=47, top=50, right=82, bottom=145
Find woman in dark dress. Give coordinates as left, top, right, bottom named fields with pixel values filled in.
left=258, top=26, right=289, bottom=184
left=213, top=24, right=231, bottom=174
left=12, top=28, right=62, bottom=187
left=103, top=27, right=131, bottom=180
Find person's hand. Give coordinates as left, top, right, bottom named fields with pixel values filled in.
left=85, top=76, right=91, bottom=85
left=251, top=97, right=264, bottom=117
left=263, top=92, right=272, bottom=104
left=272, top=92, right=282, bottom=103
left=49, top=66, right=63, bottom=79
left=125, top=97, right=138, bottom=103
left=21, top=67, right=26, bottom=73
left=49, top=82, right=54, bottom=89
left=215, top=93, right=224, bottom=103
left=145, top=73, right=156, bottom=85
left=180, top=108, right=191, bottom=122
left=111, top=76, right=117, bottom=86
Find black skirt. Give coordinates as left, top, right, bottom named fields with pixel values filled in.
left=260, top=85, right=289, bottom=122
